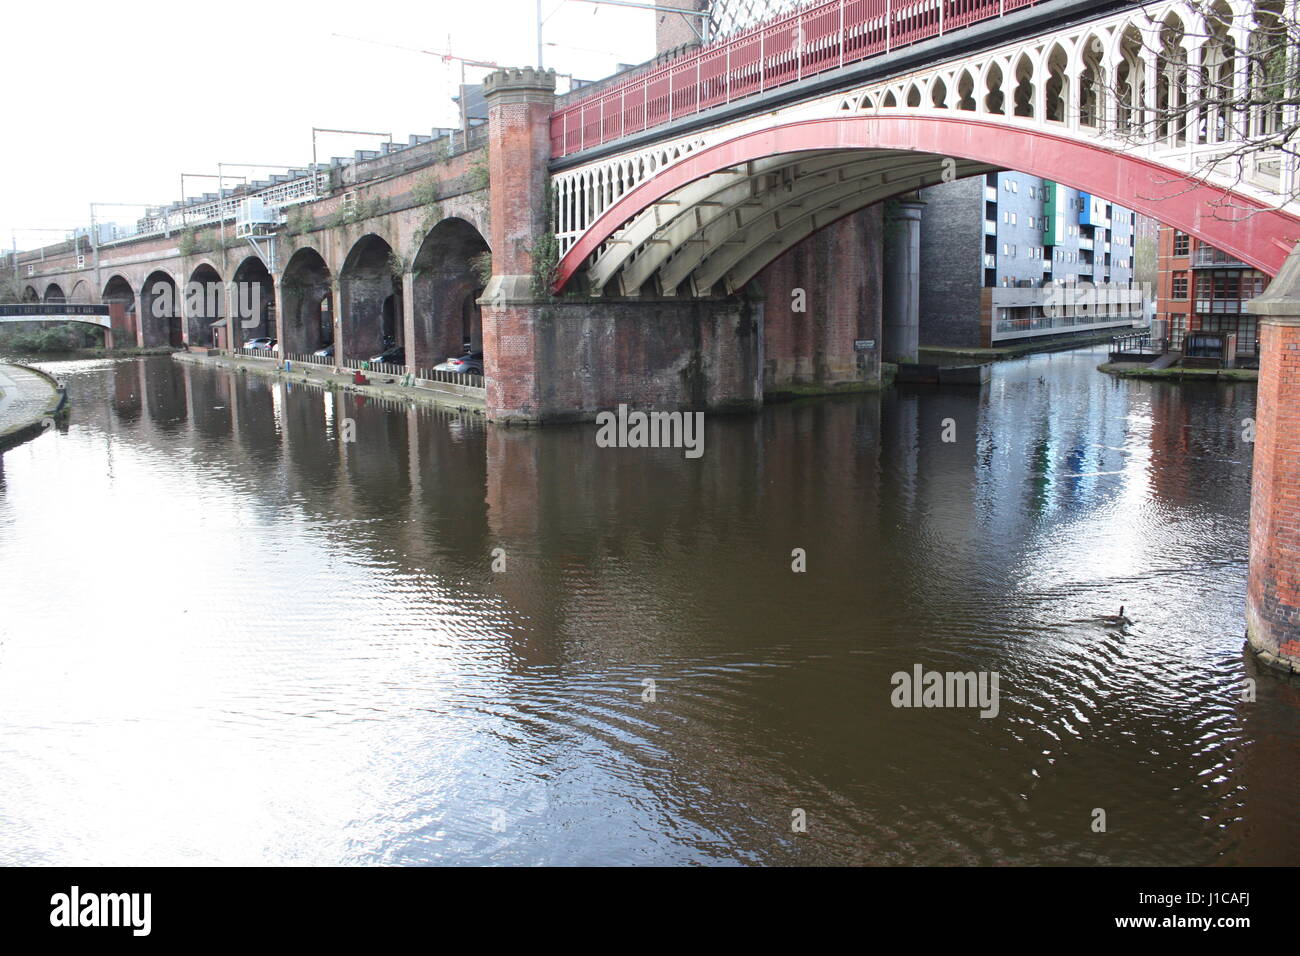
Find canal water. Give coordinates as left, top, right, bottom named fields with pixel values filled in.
left=1, top=348, right=1296, bottom=866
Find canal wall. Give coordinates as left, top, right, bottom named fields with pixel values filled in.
left=0, top=362, right=65, bottom=450
left=171, top=352, right=486, bottom=415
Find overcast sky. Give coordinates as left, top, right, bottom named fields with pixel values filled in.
left=1, top=0, right=658, bottom=250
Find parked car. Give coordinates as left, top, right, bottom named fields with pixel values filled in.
left=368, top=345, right=405, bottom=366
left=312, top=343, right=335, bottom=359
left=245, top=336, right=276, bottom=351
left=433, top=351, right=484, bottom=375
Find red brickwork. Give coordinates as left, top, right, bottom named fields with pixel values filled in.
left=1247, top=318, right=1300, bottom=671
left=758, top=207, right=884, bottom=393
left=484, top=297, right=762, bottom=423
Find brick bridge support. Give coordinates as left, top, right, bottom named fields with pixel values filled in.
left=757, top=207, right=885, bottom=396
left=480, top=67, right=762, bottom=423
left=1247, top=241, right=1300, bottom=674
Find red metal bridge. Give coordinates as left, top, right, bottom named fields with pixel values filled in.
left=551, top=0, right=1046, bottom=158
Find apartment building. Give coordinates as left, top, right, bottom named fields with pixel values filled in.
left=918, top=172, right=1151, bottom=349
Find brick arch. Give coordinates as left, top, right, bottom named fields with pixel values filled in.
left=140, top=269, right=182, bottom=347
left=280, top=246, right=333, bottom=356
left=555, top=113, right=1300, bottom=293
left=42, top=282, right=66, bottom=303
left=187, top=262, right=224, bottom=346
left=68, top=280, right=91, bottom=304
left=231, top=255, right=274, bottom=346
left=339, top=232, right=400, bottom=361
left=410, top=216, right=490, bottom=367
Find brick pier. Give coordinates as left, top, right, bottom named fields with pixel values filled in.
left=1247, top=243, right=1300, bottom=673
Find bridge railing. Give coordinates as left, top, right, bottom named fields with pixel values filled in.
left=551, top=0, right=1044, bottom=158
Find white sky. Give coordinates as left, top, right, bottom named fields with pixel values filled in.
left=0, top=0, right=659, bottom=250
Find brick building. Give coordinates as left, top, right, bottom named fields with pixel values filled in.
left=1155, top=225, right=1270, bottom=364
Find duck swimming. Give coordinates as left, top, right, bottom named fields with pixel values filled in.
left=1102, top=605, right=1133, bottom=627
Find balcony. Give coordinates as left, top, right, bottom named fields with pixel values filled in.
left=1192, top=247, right=1249, bottom=268
left=1195, top=299, right=1250, bottom=314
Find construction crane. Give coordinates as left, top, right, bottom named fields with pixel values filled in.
left=330, top=33, right=499, bottom=149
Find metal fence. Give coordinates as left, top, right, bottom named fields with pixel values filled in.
left=234, top=346, right=279, bottom=360
left=413, top=367, right=486, bottom=390
left=224, top=348, right=486, bottom=392
left=278, top=351, right=335, bottom=369
left=551, top=0, right=1044, bottom=158
left=341, top=357, right=408, bottom=378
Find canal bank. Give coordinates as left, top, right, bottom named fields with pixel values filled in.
left=172, top=350, right=486, bottom=415
left=0, top=362, right=65, bottom=450
left=1098, top=361, right=1258, bottom=383
left=921, top=329, right=1132, bottom=364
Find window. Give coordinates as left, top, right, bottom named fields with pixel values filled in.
left=1172, top=271, right=1188, bottom=299
left=1194, top=270, right=1268, bottom=313
left=1173, top=231, right=1190, bottom=256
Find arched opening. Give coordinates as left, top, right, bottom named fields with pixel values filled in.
left=340, top=233, right=400, bottom=363
left=1249, top=0, right=1286, bottom=140
left=1200, top=1, right=1236, bottom=143
left=187, top=264, right=224, bottom=347
left=1117, top=27, right=1146, bottom=134
left=68, top=280, right=91, bottom=304
left=1012, top=54, right=1035, bottom=117
left=140, top=271, right=182, bottom=347
left=984, top=62, right=1005, bottom=114
left=43, top=283, right=66, bottom=304
left=1043, top=43, right=1069, bottom=122
left=410, top=218, right=490, bottom=368
left=102, top=275, right=137, bottom=344
left=1157, top=15, right=1188, bottom=145
left=956, top=70, right=976, bottom=111
left=21, top=286, right=39, bottom=303
left=231, top=256, right=274, bottom=348
left=930, top=77, right=948, bottom=108
left=280, top=247, right=333, bottom=357
left=1079, top=35, right=1104, bottom=128
left=906, top=84, right=922, bottom=108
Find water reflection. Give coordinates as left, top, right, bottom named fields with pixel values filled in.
left=0, top=349, right=1295, bottom=865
